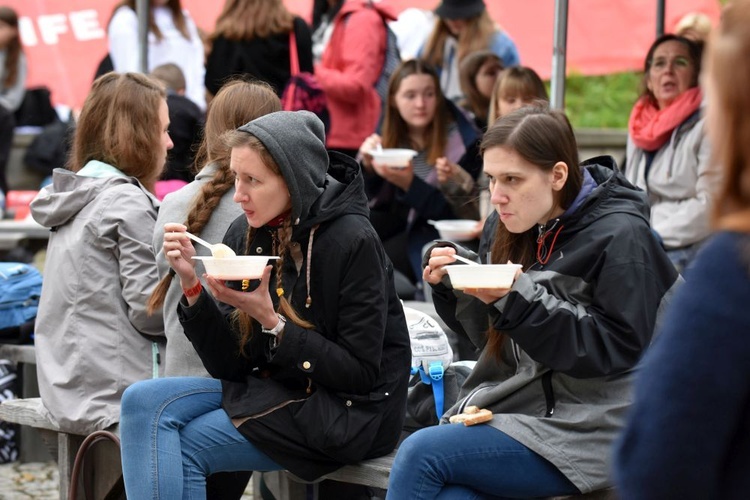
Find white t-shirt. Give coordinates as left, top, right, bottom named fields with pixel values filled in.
left=108, top=6, right=206, bottom=110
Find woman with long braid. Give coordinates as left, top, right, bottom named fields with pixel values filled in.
left=120, top=111, right=410, bottom=498
left=149, top=80, right=280, bottom=378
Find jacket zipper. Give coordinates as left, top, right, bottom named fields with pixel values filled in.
left=457, top=385, right=492, bottom=414
left=511, top=339, right=521, bottom=367
left=235, top=397, right=308, bottom=425
left=541, top=370, right=555, bottom=417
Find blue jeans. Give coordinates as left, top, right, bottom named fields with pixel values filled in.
left=665, top=244, right=700, bottom=275
left=120, top=377, right=282, bottom=500
left=386, top=424, right=579, bottom=500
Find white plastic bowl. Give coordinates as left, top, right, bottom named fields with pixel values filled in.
left=446, top=263, right=522, bottom=290
left=368, top=148, right=418, bottom=168
left=431, top=219, right=479, bottom=242
left=192, top=256, right=279, bottom=280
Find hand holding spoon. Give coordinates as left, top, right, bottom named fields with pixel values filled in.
left=183, top=231, right=236, bottom=258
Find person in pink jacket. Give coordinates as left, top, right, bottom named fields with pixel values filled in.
left=314, top=0, right=397, bottom=157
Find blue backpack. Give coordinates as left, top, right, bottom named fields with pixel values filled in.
left=0, top=262, right=42, bottom=343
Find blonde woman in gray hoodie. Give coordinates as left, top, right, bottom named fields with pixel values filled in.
left=29, top=72, right=172, bottom=435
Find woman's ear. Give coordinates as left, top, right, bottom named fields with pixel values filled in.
left=551, top=162, right=568, bottom=191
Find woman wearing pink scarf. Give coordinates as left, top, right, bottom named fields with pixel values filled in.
left=625, top=34, right=722, bottom=272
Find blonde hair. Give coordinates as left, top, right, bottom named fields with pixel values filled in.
left=212, top=0, right=294, bottom=41
left=423, top=11, right=497, bottom=70
left=69, top=72, right=166, bottom=192
left=708, top=0, right=750, bottom=233
left=674, top=12, right=712, bottom=42
left=487, top=66, right=548, bottom=125
left=147, top=80, right=281, bottom=315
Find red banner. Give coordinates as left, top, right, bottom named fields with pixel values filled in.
left=5, top=0, right=720, bottom=109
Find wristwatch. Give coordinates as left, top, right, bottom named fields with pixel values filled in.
left=262, top=314, right=287, bottom=337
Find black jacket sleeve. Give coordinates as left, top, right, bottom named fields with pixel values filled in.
left=491, top=220, right=678, bottom=378
left=293, top=17, right=314, bottom=74
left=177, top=291, right=259, bottom=381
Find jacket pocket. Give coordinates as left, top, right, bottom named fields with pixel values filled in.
left=293, top=387, right=384, bottom=463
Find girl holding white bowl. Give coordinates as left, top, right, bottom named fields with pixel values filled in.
left=119, top=111, right=411, bottom=498
left=387, top=105, right=679, bottom=499
left=358, top=59, right=483, bottom=287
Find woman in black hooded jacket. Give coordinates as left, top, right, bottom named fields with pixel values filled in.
left=119, top=110, right=410, bottom=498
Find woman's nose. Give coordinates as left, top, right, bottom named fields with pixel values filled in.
left=490, top=186, right=508, bottom=205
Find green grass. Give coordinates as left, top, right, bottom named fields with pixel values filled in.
left=559, top=72, right=641, bottom=130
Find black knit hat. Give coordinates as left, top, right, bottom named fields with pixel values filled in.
left=435, top=0, right=486, bottom=20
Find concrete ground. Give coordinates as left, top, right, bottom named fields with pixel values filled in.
left=0, top=460, right=255, bottom=499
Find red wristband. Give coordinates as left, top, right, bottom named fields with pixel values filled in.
left=182, top=281, right=202, bottom=298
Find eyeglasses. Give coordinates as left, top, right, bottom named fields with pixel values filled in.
left=650, top=56, right=692, bottom=71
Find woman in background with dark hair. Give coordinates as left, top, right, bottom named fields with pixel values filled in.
left=387, top=105, right=678, bottom=499
left=358, top=59, right=482, bottom=287
left=625, top=33, right=721, bottom=272
left=458, top=50, right=503, bottom=130
left=0, top=6, right=25, bottom=195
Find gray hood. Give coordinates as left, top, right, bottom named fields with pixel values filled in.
left=238, top=111, right=328, bottom=225
left=30, top=168, right=158, bottom=229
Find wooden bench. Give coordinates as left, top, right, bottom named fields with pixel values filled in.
left=0, top=343, right=36, bottom=365
left=0, top=345, right=122, bottom=500
left=0, top=345, right=615, bottom=499
left=0, top=397, right=83, bottom=499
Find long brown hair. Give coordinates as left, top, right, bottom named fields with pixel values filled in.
left=708, top=0, right=750, bottom=234
left=0, top=7, right=22, bottom=89
left=221, top=130, right=313, bottom=355
left=459, top=50, right=502, bottom=125
left=112, top=0, right=191, bottom=40
left=423, top=10, right=498, bottom=69
left=147, top=80, right=281, bottom=315
left=68, top=72, right=167, bottom=192
left=382, top=59, right=450, bottom=165
left=212, top=0, right=294, bottom=41
left=481, top=105, right=581, bottom=358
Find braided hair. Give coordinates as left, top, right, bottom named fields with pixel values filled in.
left=220, top=133, right=314, bottom=356
left=147, top=80, right=281, bottom=314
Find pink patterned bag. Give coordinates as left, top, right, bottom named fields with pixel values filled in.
left=281, top=31, right=330, bottom=131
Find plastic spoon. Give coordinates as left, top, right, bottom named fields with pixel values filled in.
left=183, top=231, right=237, bottom=258
left=452, top=254, right=480, bottom=266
